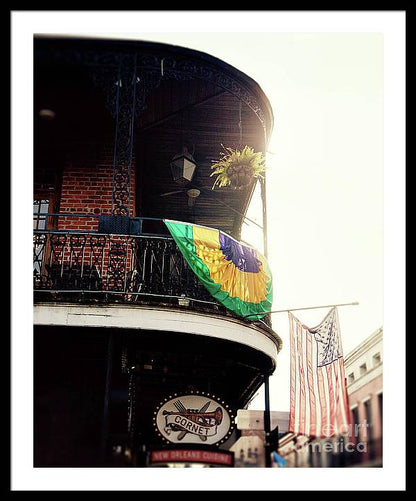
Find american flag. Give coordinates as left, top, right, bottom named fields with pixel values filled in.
left=288, top=307, right=351, bottom=438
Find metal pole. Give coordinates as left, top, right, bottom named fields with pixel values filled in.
left=260, top=176, right=268, bottom=258
left=243, top=301, right=359, bottom=319
left=101, top=332, right=114, bottom=463
left=268, top=301, right=359, bottom=314
left=261, top=126, right=269, bottom=258
left=264, top=373, right=272, bottom=467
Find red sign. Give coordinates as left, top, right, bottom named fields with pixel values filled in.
left=149, top=449, right=234, bottom=467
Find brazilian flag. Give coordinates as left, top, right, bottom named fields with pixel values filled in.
left=164, top=219, right=273, bottom=320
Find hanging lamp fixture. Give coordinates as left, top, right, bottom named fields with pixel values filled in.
left=170, top=145, right=197, bottom=186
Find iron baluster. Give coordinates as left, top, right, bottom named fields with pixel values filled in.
left=131, top=237, right=145, bottom=294
left=107, top=236, right=127, bottom=292
left=141, top=239, right=148, bottom=293
left=68, top=234, right=87, bottom=289
left=160, top=239, right=167, bottom=288
left=148, top=239, right=164, bottom=294
left=88, top=235, right=107, bottom=290
left=33, top=233, right=47, bottom=286
left=167, top=240, right=182, bottom=295
left=48, top=234, right=67, bottom=289
left=126, top=238, right=138, bottom=297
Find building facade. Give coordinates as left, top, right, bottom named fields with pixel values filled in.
left=231, top=409, right=289, bottom=467
left=344, top=327, right=383, bottom=466
left=33, top=35, right=281, bottom=467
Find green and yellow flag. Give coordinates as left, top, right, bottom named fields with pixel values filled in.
left=164, top=220, right=273, bottom=320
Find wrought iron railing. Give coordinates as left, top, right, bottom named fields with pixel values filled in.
left=34, top=230, right=217, bottom=302
left=33, top=215, right=272, bottom=328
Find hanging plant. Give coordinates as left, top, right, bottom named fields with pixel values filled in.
left=210, top=145, right=266, bottom=190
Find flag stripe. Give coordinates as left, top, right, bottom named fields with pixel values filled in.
left=340, top=359, right=351, bottom=426
left=296, top=320, right=306, bottom=434
left=338, top=358, right=351, bottom=434
left=306, top=331, right=317, bottom=437
left=323, top=364, right=336, bottom=436
left=302, top=331, right=309, bottom=436
left=333, top=359, right=345, bottom=433
left=311, top=336, right=322, bottom=437
left=289, top=313, right=297, bottom=433
left=317, top=366, right=329, bottom=436
left=327, top=363, right=336, bottom=435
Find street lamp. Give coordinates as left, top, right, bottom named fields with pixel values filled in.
left=170, top=146, right=197, bottom=186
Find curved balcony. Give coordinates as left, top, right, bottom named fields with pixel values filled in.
left=33, top=214, right=276, bottom=336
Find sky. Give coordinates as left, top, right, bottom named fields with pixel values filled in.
left=11, top=10, right=405, bottom=492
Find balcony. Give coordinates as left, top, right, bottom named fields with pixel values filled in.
left=33, top=214, right=272, bottom=330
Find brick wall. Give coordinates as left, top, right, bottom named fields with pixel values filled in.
left=57, top=142, right=136, bottom=231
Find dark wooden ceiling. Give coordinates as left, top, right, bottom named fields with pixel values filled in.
left=135, top=77, right=266, bottom=238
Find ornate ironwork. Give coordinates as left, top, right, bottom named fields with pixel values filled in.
left=35, top=40, right=269, bottom=131
left=111, top=54, right=137, bottom=216
left=108, top=58, right=164, bottom=216
left=107, top=237, right=128, bottom=291
left=159, top=56, right=267, bottom=129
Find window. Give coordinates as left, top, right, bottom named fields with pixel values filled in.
left=348, top=373, right=355, bottom=384
left=364, top=399, right=375, bottom=459
left=33, top=199, right=50, bottom=230
left=373, top=352, right=381, bottom=366
left=363, top=400, right=372, bottom=438
left=351, top=407, right=359, bottom=442
left=351, top=407, right=359, bottom=424
left=33, top=199, right=51, bottom=278
left=378, top=393, right=383, bottom=426
left=359, top=363, right=367, bottom=376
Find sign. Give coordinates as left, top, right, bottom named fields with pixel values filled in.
left=236, top=409, right=289, bottom=432
left=149, top=448, right=234, bottom=467
left=154, top=392, right=234, bottom=446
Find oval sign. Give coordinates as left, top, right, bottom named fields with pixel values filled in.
left=154, top=392, right=234, bottom=446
